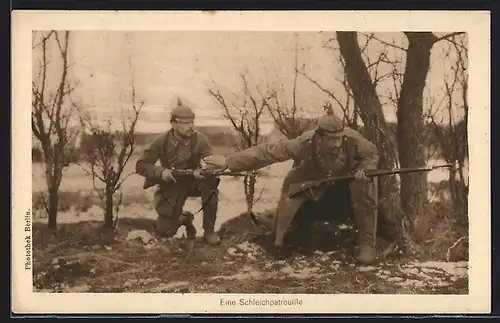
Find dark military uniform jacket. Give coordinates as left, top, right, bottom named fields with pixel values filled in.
left=226, top=127, right=379, bottom=199
left=135, top=129, right=213, bottom=190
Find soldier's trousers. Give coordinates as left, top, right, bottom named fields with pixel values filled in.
left=274, top=178, right=378, bottom=248
left=153, top=178, right=219, bottom=238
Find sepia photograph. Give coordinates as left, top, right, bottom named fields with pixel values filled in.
left=12, top=10, right=490, bottom=314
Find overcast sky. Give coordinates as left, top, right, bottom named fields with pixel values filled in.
left=33, top=31, right=466, bottom=134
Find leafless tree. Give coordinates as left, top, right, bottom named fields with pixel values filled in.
left=265, top=33, right=315, bottom=140
left=208, top=74, right=271, bottom=219
left=299, top=32, right=403, bottom=244
left=426, top=34, right=469, bottom=214
left=78, top=61, right=144, bottom=228
left=298, top=50, right=359, bottom=129
left=32, top=30, right=79, bottom=229
left=336, top=31, right=465, bottom=252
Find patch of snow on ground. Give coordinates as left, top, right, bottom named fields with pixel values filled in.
left=399, top=279, right=426, bottom=288
left=278, top=264, right=321, bottom=279
left=370, top=261, right=469, bottom=289
left=410, top=261, right=468, bottom=278
left=126, top=230, right=155, bottom=244
left=226, top=242, right=264, bottom=260
left=209, top=266, right=264, bottom=281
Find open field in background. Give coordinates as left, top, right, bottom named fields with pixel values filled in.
left=32, top=157, right=290, bottom=235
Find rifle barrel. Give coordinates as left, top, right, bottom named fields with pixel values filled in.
left=365, top=164, right=453, bottom=178
left=288, top=164, right=453, bottom=198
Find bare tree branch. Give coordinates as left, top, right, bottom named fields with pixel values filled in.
left=79, top=59, right=144, bottom=228
left=265, top=41, right=312, bottom=140
left=359, top=32, right=407, bottom=51
left=208, top=72, right=270, bottom=216
left=31, top=30, right=79, bottom=229
left=297, top=69, right=351, bottom=126
left=435, top=32, right=466, bottom=43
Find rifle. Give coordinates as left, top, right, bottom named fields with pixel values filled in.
left=142, top=169, right=259, bottom=189
left=287, top=164, right=454, bottom=198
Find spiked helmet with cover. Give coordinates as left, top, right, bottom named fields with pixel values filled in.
left=316, top=102, right=344, bottom=135
left=170, top=98, right=195, bottom=122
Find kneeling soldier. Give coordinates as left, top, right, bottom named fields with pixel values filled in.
left=135, top=98, right=221, bottom=245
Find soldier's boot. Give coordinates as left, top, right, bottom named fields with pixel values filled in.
left=356, top=219, right=376, bottom=264
left=274, top=244, right=294, bottom=260
left=180, top=211, right=197, bottom=240
left=353, top=208, right=378, bottom=264
left=350, top=179, right=378, bottom=265
left=204, top=231, right=221, bottom=245
left=201, top=189, right=221, bottom=245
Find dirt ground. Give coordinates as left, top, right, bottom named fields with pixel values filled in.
left=32, top=216, right=468, bottom=294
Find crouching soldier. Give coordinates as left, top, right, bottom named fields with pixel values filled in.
left=135, top=98, right=221, bottom=245
left=205, top=112, right=380, bottom=264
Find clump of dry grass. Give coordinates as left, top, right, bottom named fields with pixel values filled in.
left=419, top=203, right=468, bottom=261
left=413, top=183, right=469, bottom=262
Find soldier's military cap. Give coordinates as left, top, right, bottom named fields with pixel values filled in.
left=171, top=98, right=195, bottom=121
left=316, top=114, right=344, bottom=135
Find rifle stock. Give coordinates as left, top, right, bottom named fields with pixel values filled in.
left=287, top=164, right=453, bottom=198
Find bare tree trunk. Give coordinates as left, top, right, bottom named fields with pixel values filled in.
left=44, top=154, right=63, bottom=230
left=396, top=32, right=436, bottom=237
left=457, top=159, right=468, bottom=213
left=104, top=185, right=114, bottom=228
left=336, top=31, right=403, bottom=243
left=47, top=185, right=59, bottom=230
left=244, top=173, right=257, bottom=216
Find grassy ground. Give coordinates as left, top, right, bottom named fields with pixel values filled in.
left=32, top=216, right=468, bottom=294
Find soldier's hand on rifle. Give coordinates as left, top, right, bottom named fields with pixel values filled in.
left=193, top=170, right=205, bottom=180
left=353, top=169, right=368, bottom=180
left=161, top=168, right=177, bottom=183
left=202, top=155, right=228, bottom=171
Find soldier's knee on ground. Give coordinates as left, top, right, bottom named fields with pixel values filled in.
left=180, top=211, right=197, bottom=239
left=180, top=211, right=194, bottom=224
